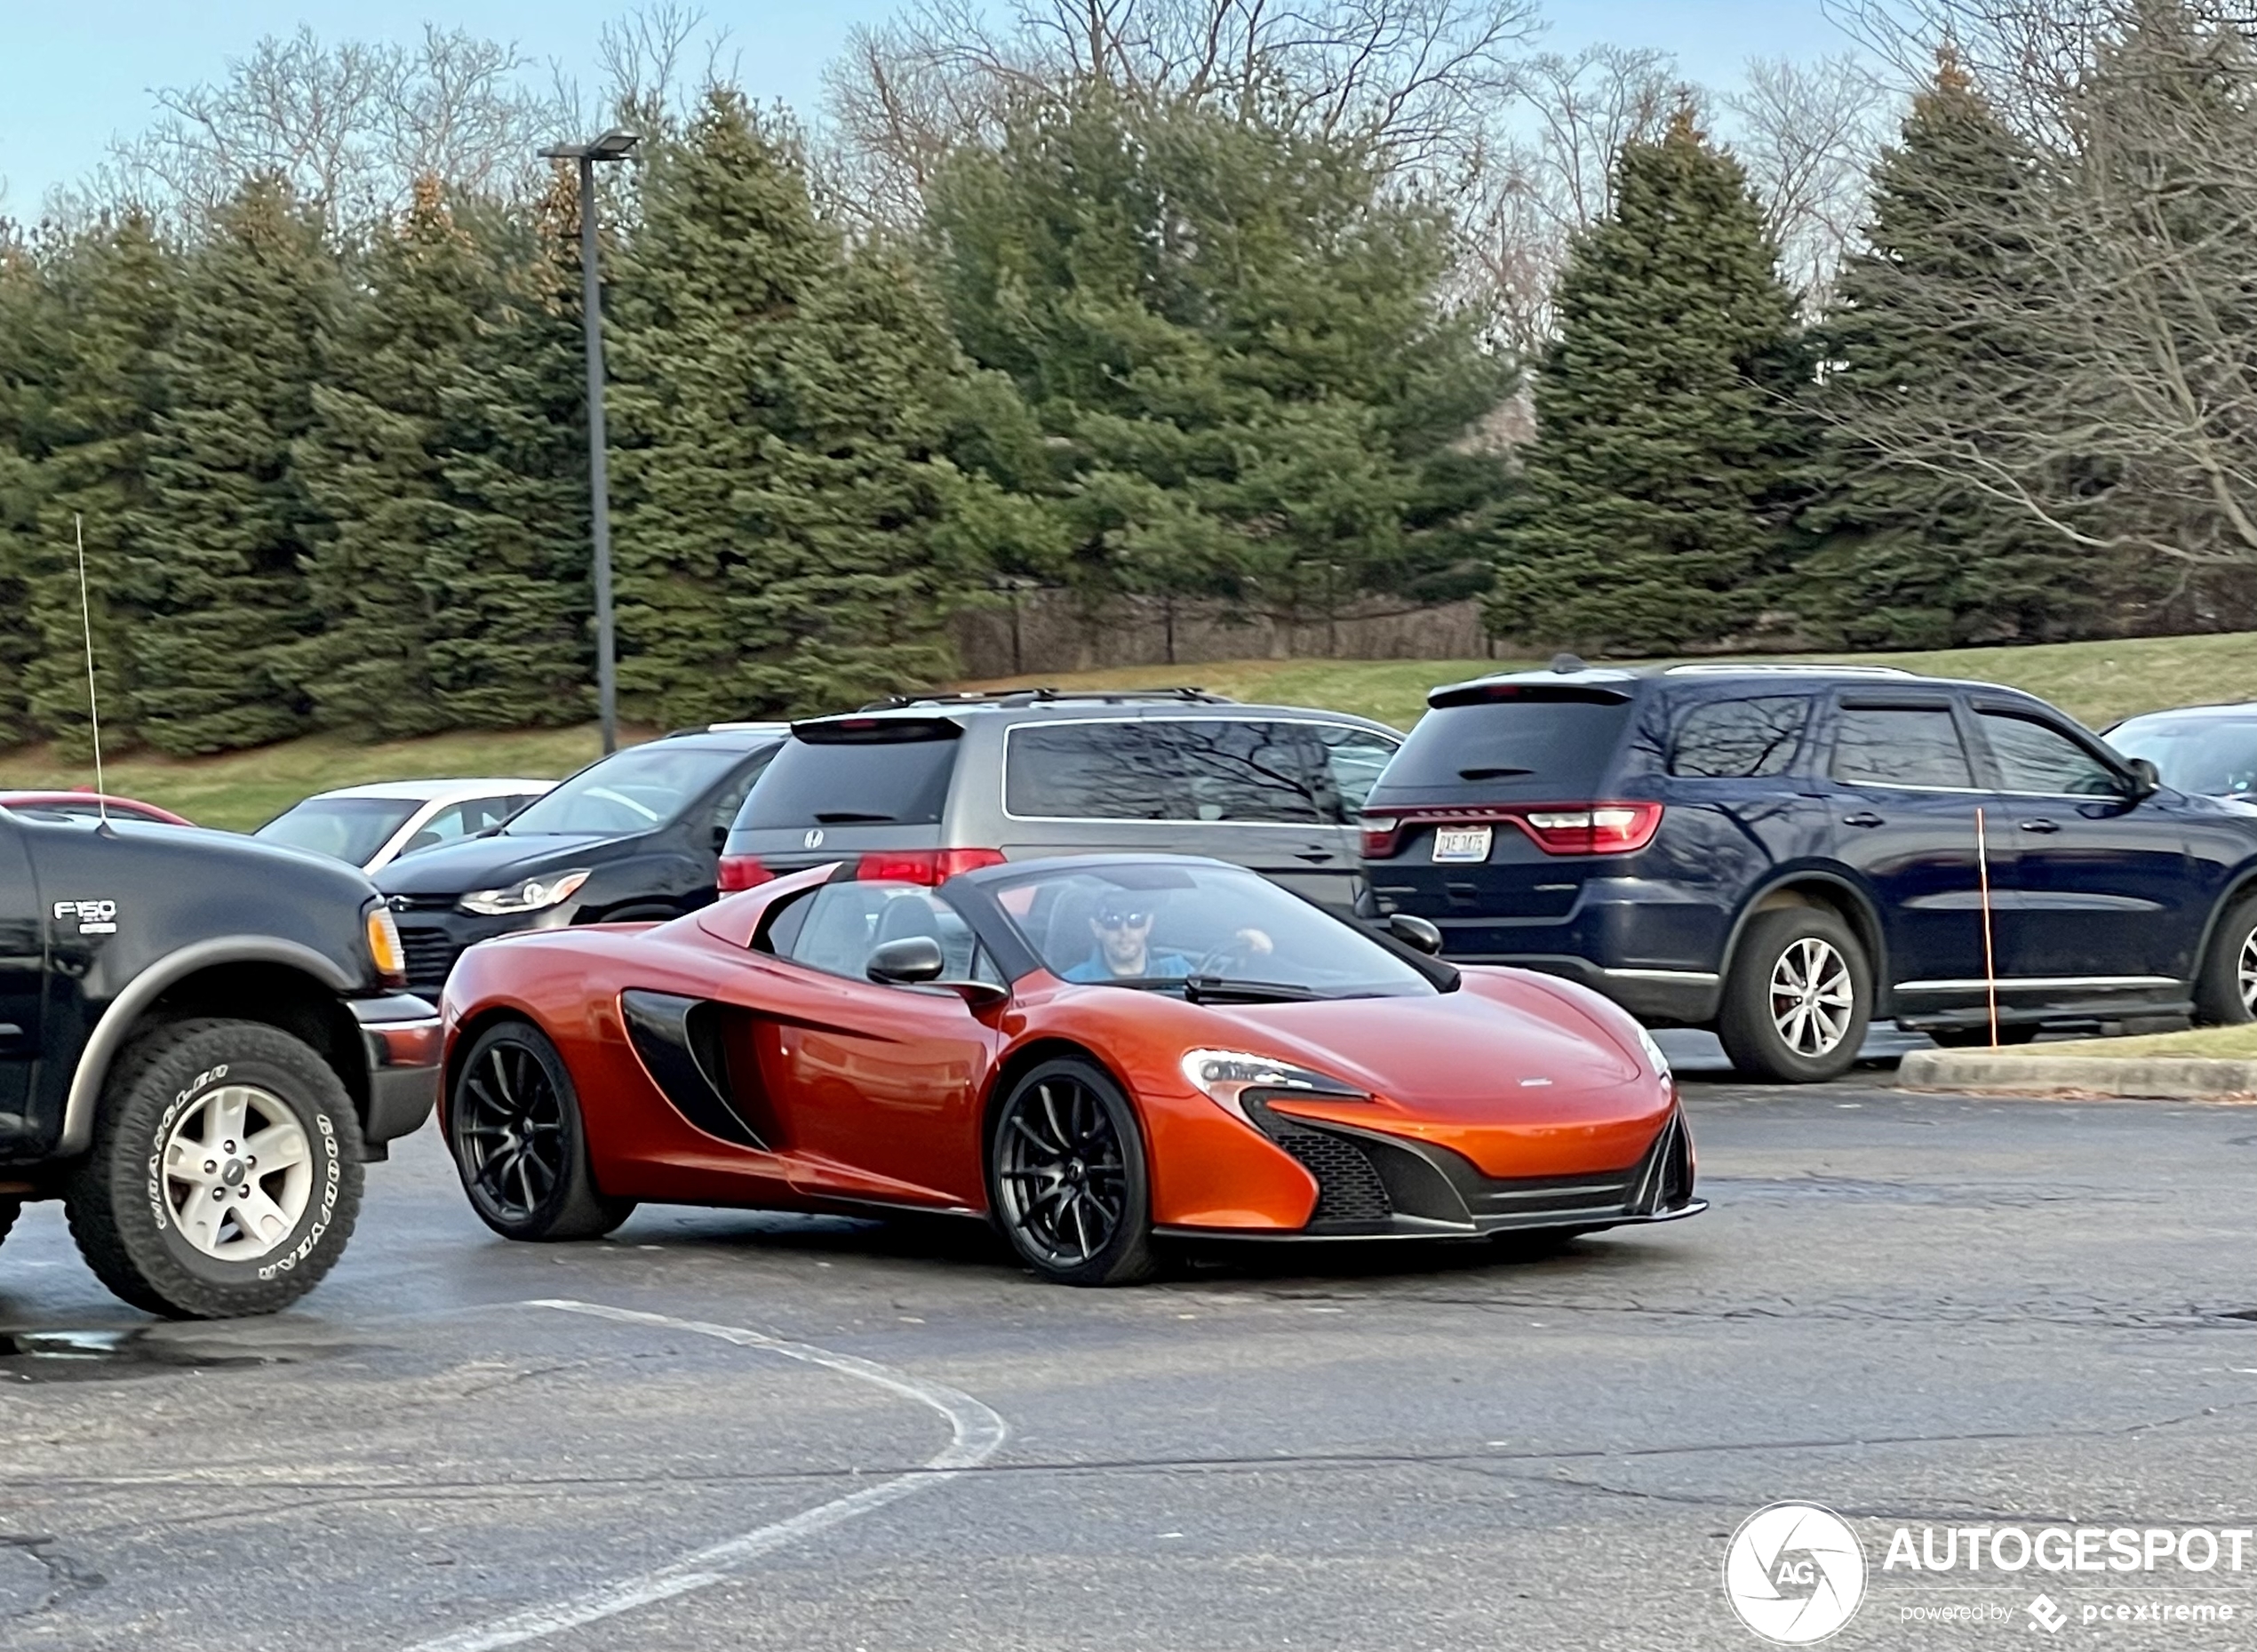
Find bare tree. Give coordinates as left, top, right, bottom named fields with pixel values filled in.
left=1723, top=53, right=1898, bottom=301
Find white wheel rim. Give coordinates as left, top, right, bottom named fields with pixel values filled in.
left=2239, top=929, right=2257, bottom=1016
left=1769, top=937, right=1855, bottom=1058
left=162, top=1085, right=314, bottom=1261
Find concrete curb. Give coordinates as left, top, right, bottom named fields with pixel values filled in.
left=1897, top=1049, right=2257, bottom=1102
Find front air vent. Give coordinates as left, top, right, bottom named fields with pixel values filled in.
left=620, top=991, right=769, bottom=1150
left=1266, top=1121, right=1395, bottom=1224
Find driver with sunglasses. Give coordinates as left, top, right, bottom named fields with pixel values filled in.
left=1063, top=892, right=1272, bottom=984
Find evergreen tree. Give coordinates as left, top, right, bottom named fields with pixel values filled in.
left=0, top=231, right=56, bottom=744
left=609, top=91, right=968, bottom=723
left=1798, top=59, right=2120, bottom=646
left=129, top=180, right=336, bottom=754
left=292, top=177, right=507, bottom=736
left=1486, top=110, right=1811, bottom=654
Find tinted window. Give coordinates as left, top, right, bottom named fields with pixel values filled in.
left=1981, top=713, right=2119, bottom=795
left=1670, top=697, right=1809, bottom=778
left=1380, top=698, right=1633, bottom=795
left=506, top=744, right=747, bottom=835
left=2109, top=714, right=2257, bottom=797
left=255, top=796, right=419, bottom=865
left=1830, top=706, right=1974, bottom=788
left=1312, top=725, right=1400, bottom=821
left=767, top=880, right=996, bottom=984
left=741, top=736, right=958, bottom=828
left=1005, top=720, right=1330, bottom=823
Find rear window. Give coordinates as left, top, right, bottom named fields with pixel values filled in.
left=1379, top=698, right=1633, bottom=795
left=1005, top=719, right=1329, bottom=823
left=741, top=735, right=960, bottom=828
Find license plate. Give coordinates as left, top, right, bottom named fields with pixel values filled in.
left=1432, top=826, right=1493, bottom=862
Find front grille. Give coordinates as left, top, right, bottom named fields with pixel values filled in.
left=1266, top=1121, right=1393, bottom=1224
left=398, top=925, right=464, bottom=994
left=387, top=893, right=459, bottom=913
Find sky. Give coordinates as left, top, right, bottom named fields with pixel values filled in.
left=0, top=1, right=1857, bottom=216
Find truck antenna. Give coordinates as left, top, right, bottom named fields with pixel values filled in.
left=75, top=514, right=111, bottom=832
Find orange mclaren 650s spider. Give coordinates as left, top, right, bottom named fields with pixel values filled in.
left=437, top=854, right=1703, bottom=1284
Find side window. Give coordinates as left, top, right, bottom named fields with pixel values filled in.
left=1670, top=697, right=1810, bottom=778
left=764, top=881, right=985, bottom=982
left=1311, top=725, right=1400, bottom=821
left=410, top=802, right=473, bottom=850
left=1006, top=723, right=1186, bottom=819
left=708, top=753, right=773, bottom=837
left=1980, top=713, right=2120, bottom=796
left=1830, top=706, right=1975, bottom=788
left=1145, top=720, right=1327, bottom=824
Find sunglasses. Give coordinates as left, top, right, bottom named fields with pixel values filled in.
left=1095, top=909, right=1152, bottom=930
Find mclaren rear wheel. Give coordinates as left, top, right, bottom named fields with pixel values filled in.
left=450, top=1021, right=634, bottom=1242
left=987, top=1057, right=1155, bottom=1287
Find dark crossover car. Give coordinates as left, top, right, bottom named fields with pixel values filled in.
left=1359, top=662, right=2257, bottom=1081
left=719, top=690, right=1402, bottom=911
left=2106, top=702, right=2257, bottom=802
left=375, top=724, right=786, bottom=996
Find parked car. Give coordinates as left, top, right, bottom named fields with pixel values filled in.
left=436, top=853, right=1699, bottom=1283
left=0, top=800, right=437, bottom=1317
left=2104, top=703, right=2257, bottom=802
left=718, top=689, right=1403, bottom=912
left=374, top=725, right=788, bottom=997
left=254, top=778, right=554, bottom=874
left=1358, top=661, right=2257, bottom=1081
left=0, top=791, right=192, bottom=826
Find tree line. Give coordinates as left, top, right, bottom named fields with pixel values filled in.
left=0, top=0, right=2246, bottom=755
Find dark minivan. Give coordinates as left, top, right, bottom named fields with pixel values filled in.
left=1360, top=663, right=2257, bottom=1081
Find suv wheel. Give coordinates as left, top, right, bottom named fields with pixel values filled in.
left=64, top=1019, right=365, bottom=1319
left=1717, top=908, right=1872, bottom=1083
left=2195, top=896, right=2257, bottom=1026
left=449, top=1021, right=634, bottom=1241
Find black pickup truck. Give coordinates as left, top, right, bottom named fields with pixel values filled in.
left=0, top=801, right=439, bottom=1317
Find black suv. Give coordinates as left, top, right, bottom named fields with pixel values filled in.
left=2, top=801, right=438, bottom=1316
left=374, top=724, right=787, bottom=996
left=1360, top=663, right=2257, bottom=1081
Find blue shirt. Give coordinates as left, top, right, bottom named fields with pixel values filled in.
left=1062, top=949, right=1198, bottom=984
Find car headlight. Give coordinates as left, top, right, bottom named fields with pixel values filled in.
left=458, top=869, right=591, bottom=917
left=1181, top=1049, right=1368, bottom=1122
left=1632, top=1022, right=1672, bottom=1082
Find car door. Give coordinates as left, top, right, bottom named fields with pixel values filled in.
left=754, top=879, right=1004, bottom=1207
left=1820, top=695, right=1999, bottom=999
left=0, top=815, right=42, bottom=1117
left=1973, top=705, right=2197, bottom=984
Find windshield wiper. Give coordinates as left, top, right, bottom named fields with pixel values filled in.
left=813, top=810, right=895, bottom=823
left=1183, top=976, right=1324, bottom=1004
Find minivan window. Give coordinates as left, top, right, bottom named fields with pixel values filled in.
left=1312, top=725, right=1400, bottom=820
left=741, top=736, right=957, bottom=828
left=1980, top=713, right=2120, bottom=796
left=1379, top=698, right=1633, bottom=794
left=1669, top=697, right=1809, bottom=778
left=1830, top=706, right=1974, bottom=789
left=1004, top=720, right=1329, bottom=824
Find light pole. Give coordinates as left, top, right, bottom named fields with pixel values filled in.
left=539, top=128, right=640, bottom=754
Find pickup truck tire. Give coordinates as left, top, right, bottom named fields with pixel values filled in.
left=450, top=1020, right=634, bottom=1241
left=64, top=1018, right=365, bottom=1319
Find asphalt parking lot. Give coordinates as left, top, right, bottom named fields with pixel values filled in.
left=6, top=1057, right=2257, bottom=1651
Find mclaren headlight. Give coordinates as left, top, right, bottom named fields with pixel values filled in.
left=459, top=868, right=591, bottom=917
left=1181, top=1049, right=1368, bottom=1122
left=1632, top=1022, right=1672, bottom=1082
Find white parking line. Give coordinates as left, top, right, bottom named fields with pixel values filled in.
left=401, top=1298, right=1010, bottom=1652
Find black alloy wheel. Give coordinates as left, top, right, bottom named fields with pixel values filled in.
left=988, top=1057, right=1155, bottom=1286
left=451, top=1022, right=634, bottom=1241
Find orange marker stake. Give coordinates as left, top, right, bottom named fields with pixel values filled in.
left=1975, top=806, right=1999, bottom=1049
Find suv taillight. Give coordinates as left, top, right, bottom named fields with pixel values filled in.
left=1516, top=803, right=1664, bottom=856
left=717, top=854, right=774, bottom=892
left=856, top=848, right=1008, bottom=886
left=1361, top=818, right=1402, bottom=858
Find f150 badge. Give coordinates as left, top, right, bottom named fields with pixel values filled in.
left=54, top=898, right=118, bottom=935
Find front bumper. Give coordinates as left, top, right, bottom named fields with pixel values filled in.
left=1156, top=1102, right=1703, bottom=1241
left=351, top=993, right=443, bottom=1154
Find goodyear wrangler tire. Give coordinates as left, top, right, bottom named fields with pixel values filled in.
left=64, top=1018, right=363, bottom=1319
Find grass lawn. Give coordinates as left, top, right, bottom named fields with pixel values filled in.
left=1992, top=1024, right=2257, bottom=1060
left=6, top=627, right=2253, bottom=833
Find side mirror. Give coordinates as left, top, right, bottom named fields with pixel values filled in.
left=2125, top=756, right=2161, bottom=800
left=866, top=936, right=945, bottom=985
left=1388, top=913, right=1445, bottom=955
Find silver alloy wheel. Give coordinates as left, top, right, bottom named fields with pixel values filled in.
left=160, top=1084, right=313, bottom=1261
left=1769, top=936, right=1855, bottom=1058
left=2239, top=926, right=2257, bottom=1017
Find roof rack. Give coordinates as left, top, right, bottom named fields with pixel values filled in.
left=1662, top=663, right=1915, bottom=677
left=857, top=686, right=1237, bottom=710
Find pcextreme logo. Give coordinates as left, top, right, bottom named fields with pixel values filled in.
left=1724, top=1502, right=1869, bottom=1644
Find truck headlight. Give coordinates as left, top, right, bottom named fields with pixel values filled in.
left=363, top=903, right=407, bottom=988
left=459, top=869, right=590, bottom=917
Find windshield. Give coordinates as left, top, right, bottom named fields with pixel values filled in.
left=254, top=797, right=419, bottom=865
left=993, top=862, right=1434, bottom=1000
left=506, top=744, right=743, bottom=835
left=2109, top=714, right=2257, bottom=799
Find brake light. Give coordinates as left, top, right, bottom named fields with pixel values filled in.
left=855, top=847, right=1008, bottom=886
left=1360, top=817, right=1401, bottom=858
left=1516, top=803, right=1664, bottom=856
left=716, top=854, right=774, bottom=892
